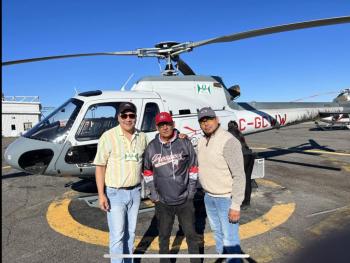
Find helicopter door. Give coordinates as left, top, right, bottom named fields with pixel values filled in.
left=139, top=99, right=163, bottom=141
left=54, top=100, right=143, bottom=177
left=138, top=99, right=162, bottom=197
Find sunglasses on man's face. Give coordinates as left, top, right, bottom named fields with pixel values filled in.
left=157, top=122, right=173, bottom=128
left=120, top=113, right=136, bottom=120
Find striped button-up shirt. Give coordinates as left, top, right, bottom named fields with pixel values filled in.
left=93, top=125, right=148, bottom=188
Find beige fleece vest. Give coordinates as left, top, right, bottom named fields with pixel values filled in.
left=198, top=127, right=233, bottom=195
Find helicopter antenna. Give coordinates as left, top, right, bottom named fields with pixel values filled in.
left=121, top=73, right=134, bottom=91
left=74, top=87, right=79, bottom=95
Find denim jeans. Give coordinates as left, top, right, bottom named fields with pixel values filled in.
left=106, top=186, right=141, bottom=263
left=204, top=193, right=242, bottom=263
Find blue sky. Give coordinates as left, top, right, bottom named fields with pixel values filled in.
left=2, top=0, right=350, bottom=108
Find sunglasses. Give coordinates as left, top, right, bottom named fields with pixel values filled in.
left=120, top=113, right=136, bottom=120
left=157, top=122, right=173, bottom=128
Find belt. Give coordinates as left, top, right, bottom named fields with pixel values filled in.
left=108, top=184, right=141, bottom=190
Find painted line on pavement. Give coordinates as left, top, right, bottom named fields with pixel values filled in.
left=46, top=181, right=295, bottom=250
left=307, top=206, right=350, bottom=236
left=256, top=178, right=286, bottom=189
left=306, top=205, right=349, bottom=218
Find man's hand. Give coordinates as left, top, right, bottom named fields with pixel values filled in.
left=150, top=195, right=159, bottom=203
left=98, top=194, right=110, bottom=212
left=178, top=133, right=188, bottom=139
left=228, top=208, right=240, bottom=224
left=149, top=191, right=160, bottom=203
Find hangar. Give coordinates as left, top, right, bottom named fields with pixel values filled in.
left=2, top=95, right=41, bottom=137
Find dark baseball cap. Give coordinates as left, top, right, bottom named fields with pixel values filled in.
left=118, top=102, right=137, bottom=114
left=198, top=107, right=216, bottom=121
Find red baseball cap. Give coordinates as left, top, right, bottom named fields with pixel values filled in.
left=155, top=112, right=173, bottom=125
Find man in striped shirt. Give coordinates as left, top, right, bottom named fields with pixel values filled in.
left=93, top=102, right=148, bottom=263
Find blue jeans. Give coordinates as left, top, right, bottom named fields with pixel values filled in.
left=204, top=193, right=242, bottom=263
left=106, top=186, right=141, bottom=263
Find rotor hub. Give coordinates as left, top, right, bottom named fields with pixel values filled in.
left=155, top=41, right=180, bottom=50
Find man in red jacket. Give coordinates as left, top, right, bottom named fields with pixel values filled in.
left=143, top=112, right=201, bottom=263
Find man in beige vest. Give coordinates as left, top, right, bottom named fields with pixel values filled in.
left=197, top=107, right=245, bottom=263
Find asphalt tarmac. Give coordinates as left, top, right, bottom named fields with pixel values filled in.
left=2, top=122, right=350, bottom=263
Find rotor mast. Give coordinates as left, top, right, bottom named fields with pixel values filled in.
left=155, top=42, right=180, bottom=76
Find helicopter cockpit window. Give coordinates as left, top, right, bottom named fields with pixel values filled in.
left=75, top=102, right=121, bottom=141
left=24, top=98, right=83, bottom=143
left=141, top=102, right=160, bottom=132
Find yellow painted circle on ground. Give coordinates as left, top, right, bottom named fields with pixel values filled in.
left=46, top=180, right=295, bottom=250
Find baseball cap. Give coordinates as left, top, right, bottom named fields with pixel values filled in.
left=198, top=107, right=216, bottom=121
left=155, top=112, right=173, bottom=125
left=118, top=102, right=137, bottom=114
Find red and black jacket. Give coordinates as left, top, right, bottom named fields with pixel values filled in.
left=143, top=130, right=198, bottom=205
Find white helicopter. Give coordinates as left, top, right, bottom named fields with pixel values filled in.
left=314, top=89, right=350, bottom=130
left=292, top=89, right=350, bottom=130
left=3, top=16, right=350, bottom=179
left=316, top=113, right=350, bottom=130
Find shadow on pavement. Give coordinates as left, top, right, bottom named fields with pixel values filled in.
left=287, top=223, right=350, bottom=263
left=69, top=179, right=98, bottom=193
left=1, top=171, right=31, bottom=179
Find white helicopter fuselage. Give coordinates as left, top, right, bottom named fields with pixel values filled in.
left=316, top=114, right=350, bottom=129
left=4, top=76, right=346, bottom=178
left=315, top=88, right=350, bottom=129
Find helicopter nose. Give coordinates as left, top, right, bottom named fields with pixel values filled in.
left=4, top=137, right=55, bottom=175
left=4, top=141, right=21, bottom=171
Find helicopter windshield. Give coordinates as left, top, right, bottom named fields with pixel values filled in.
left=24, top=98, right=83, bottom=143
left=75, top=102, right=121, bottom=141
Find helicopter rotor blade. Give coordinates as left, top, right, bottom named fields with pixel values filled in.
left=1, top=50, right=158, bottom=66
left=171, top=56, right=195, bottom=75
left=2, top=16, right=350, bottom=68
left=189, top=16, right=350, bottom=49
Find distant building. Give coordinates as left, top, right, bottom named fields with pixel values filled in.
left=2, top=96, right=41, bottom=137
